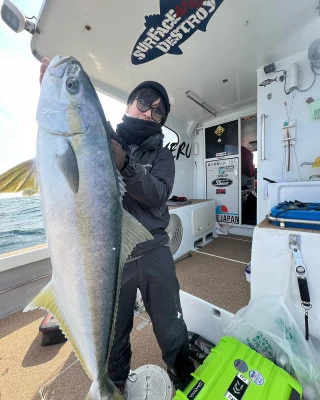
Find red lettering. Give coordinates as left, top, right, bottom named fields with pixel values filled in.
left=175, top=0, right=204, bottom=18
left=189, top=0, right=204, bottom=8
left=175, top=0, right=188, bottom=18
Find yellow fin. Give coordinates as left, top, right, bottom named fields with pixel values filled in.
left=120, top=210, right=153, bottom=267
left=0, top=159, right=38, bottom=193
left=312, top=157, right=320, bottom=167
left=106, top=210, right=153, bottom=363
left=24, top=281, right=93, bottom=381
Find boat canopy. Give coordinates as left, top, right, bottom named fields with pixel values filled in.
left=30, top=0, right=318, bottom=129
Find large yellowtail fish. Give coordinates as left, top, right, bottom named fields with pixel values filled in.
left=0, top=56, right=153, bottom=399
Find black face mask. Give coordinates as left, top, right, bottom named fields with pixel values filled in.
left=116, top=114, right=162, bottom=146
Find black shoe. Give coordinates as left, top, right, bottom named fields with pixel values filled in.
left=168, top=360, right=195, bottom=392
left=115, top=382, right=126, bottom=395
left=173, top=374, right=193, bottom=392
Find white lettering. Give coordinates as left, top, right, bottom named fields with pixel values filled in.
left=170, top=28, right=183, bottom=40
left=155, top=26, right=169, bottom=37
left=137, top=42, right=149, bottom=52
left=156, top=41, right=171, bottom=53
left=144, top=37, right=158, bottom=47
left=179, top=21, right=190, bottom=33
left=162, top=11, right=179, bottom=30
left=132, top=50, right=146, bottom=60
left=165, top=36, right=177, bottom=47
left=166, top=9, right=181, bottom=24
left=146, top=28, right=160, bottom=42
left=203, top=0, right=216, bottom=13
left=187, top=14, right=201, bottom=28
left=196, top=7, right=208, bottom=20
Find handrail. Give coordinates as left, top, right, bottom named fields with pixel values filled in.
left=261, top=114, right=267, bottom=161
left=0, top=273, right=52, bottom=295
left=267, top=213, right=320, bottom=229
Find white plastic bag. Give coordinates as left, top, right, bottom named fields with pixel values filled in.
left=224, top=296, right=320, bottom=399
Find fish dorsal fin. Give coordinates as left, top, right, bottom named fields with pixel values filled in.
left=0, top=159, right=38, bottom=194
left=120, top=210, right=153, bottom=267
left=56, top=140, right=79, bottom=194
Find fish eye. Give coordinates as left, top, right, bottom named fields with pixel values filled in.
left=66, top=78, right=79, bottom=93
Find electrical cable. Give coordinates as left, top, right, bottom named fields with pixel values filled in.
left=295, top=72, right=316, bottom=92
left=282, top=65, right=317, bottom=95
left=311, top=64, right=320, bottom=76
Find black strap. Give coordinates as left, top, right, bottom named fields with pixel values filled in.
left=298, top=277, right=311, bottom=305
left=297, top=277, right=311, bottom=341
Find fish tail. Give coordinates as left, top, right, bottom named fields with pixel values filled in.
left=86, top=375, right=124, bottom=400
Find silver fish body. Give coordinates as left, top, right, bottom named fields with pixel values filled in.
left=23, top=56, right=153, bottom=399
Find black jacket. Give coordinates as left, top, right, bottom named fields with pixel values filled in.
left=120, top=133, right=175, bottom=256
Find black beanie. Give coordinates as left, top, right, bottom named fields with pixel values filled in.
left=127, top=81, right=171, bottom=125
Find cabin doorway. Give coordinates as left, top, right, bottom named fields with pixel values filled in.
left=205, top=113, right=257, bottom=227
left=240, top=115, right=257, bottom=226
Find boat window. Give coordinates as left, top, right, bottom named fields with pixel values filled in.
left=163, top=126, right=179, bottom=148
left=97, top=92, right=126, bottom=129
left=205, top=120, right=239, bottom=159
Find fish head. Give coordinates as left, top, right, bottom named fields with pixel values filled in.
left=37, top=55, right=104, bottom=137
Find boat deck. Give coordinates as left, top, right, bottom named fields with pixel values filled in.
left=0, top=234, right=251, bottom=400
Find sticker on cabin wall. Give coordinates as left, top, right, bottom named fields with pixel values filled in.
left=216, top=189, right=226, bottom=194
left=212, top=178, right=233, bottom=187
left=131, top=0, right=225, bottom=65
left=216, top=205, right=239, bottom=223
left=165, top=140, right=192, bottom=159
left=214, top=125, right=225, bottom=136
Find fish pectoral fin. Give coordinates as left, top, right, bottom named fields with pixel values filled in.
left=0, top=159, right=38, bottom=194
left=56, top=140, right=79, bottom=194
left=120, top=210, right=153, bottom=266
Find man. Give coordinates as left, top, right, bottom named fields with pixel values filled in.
left=40, top=58, right=195, bottom=394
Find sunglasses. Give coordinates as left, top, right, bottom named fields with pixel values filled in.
left=135, top=97, right=164, bottom=123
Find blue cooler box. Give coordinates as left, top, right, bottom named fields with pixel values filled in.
left=270, top=201, right=320, bottom=230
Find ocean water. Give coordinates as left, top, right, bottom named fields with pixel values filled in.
left=0, top=194, right=46, bottom=254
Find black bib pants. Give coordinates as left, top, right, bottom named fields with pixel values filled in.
left=108, top=245, right=195, bottom=389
